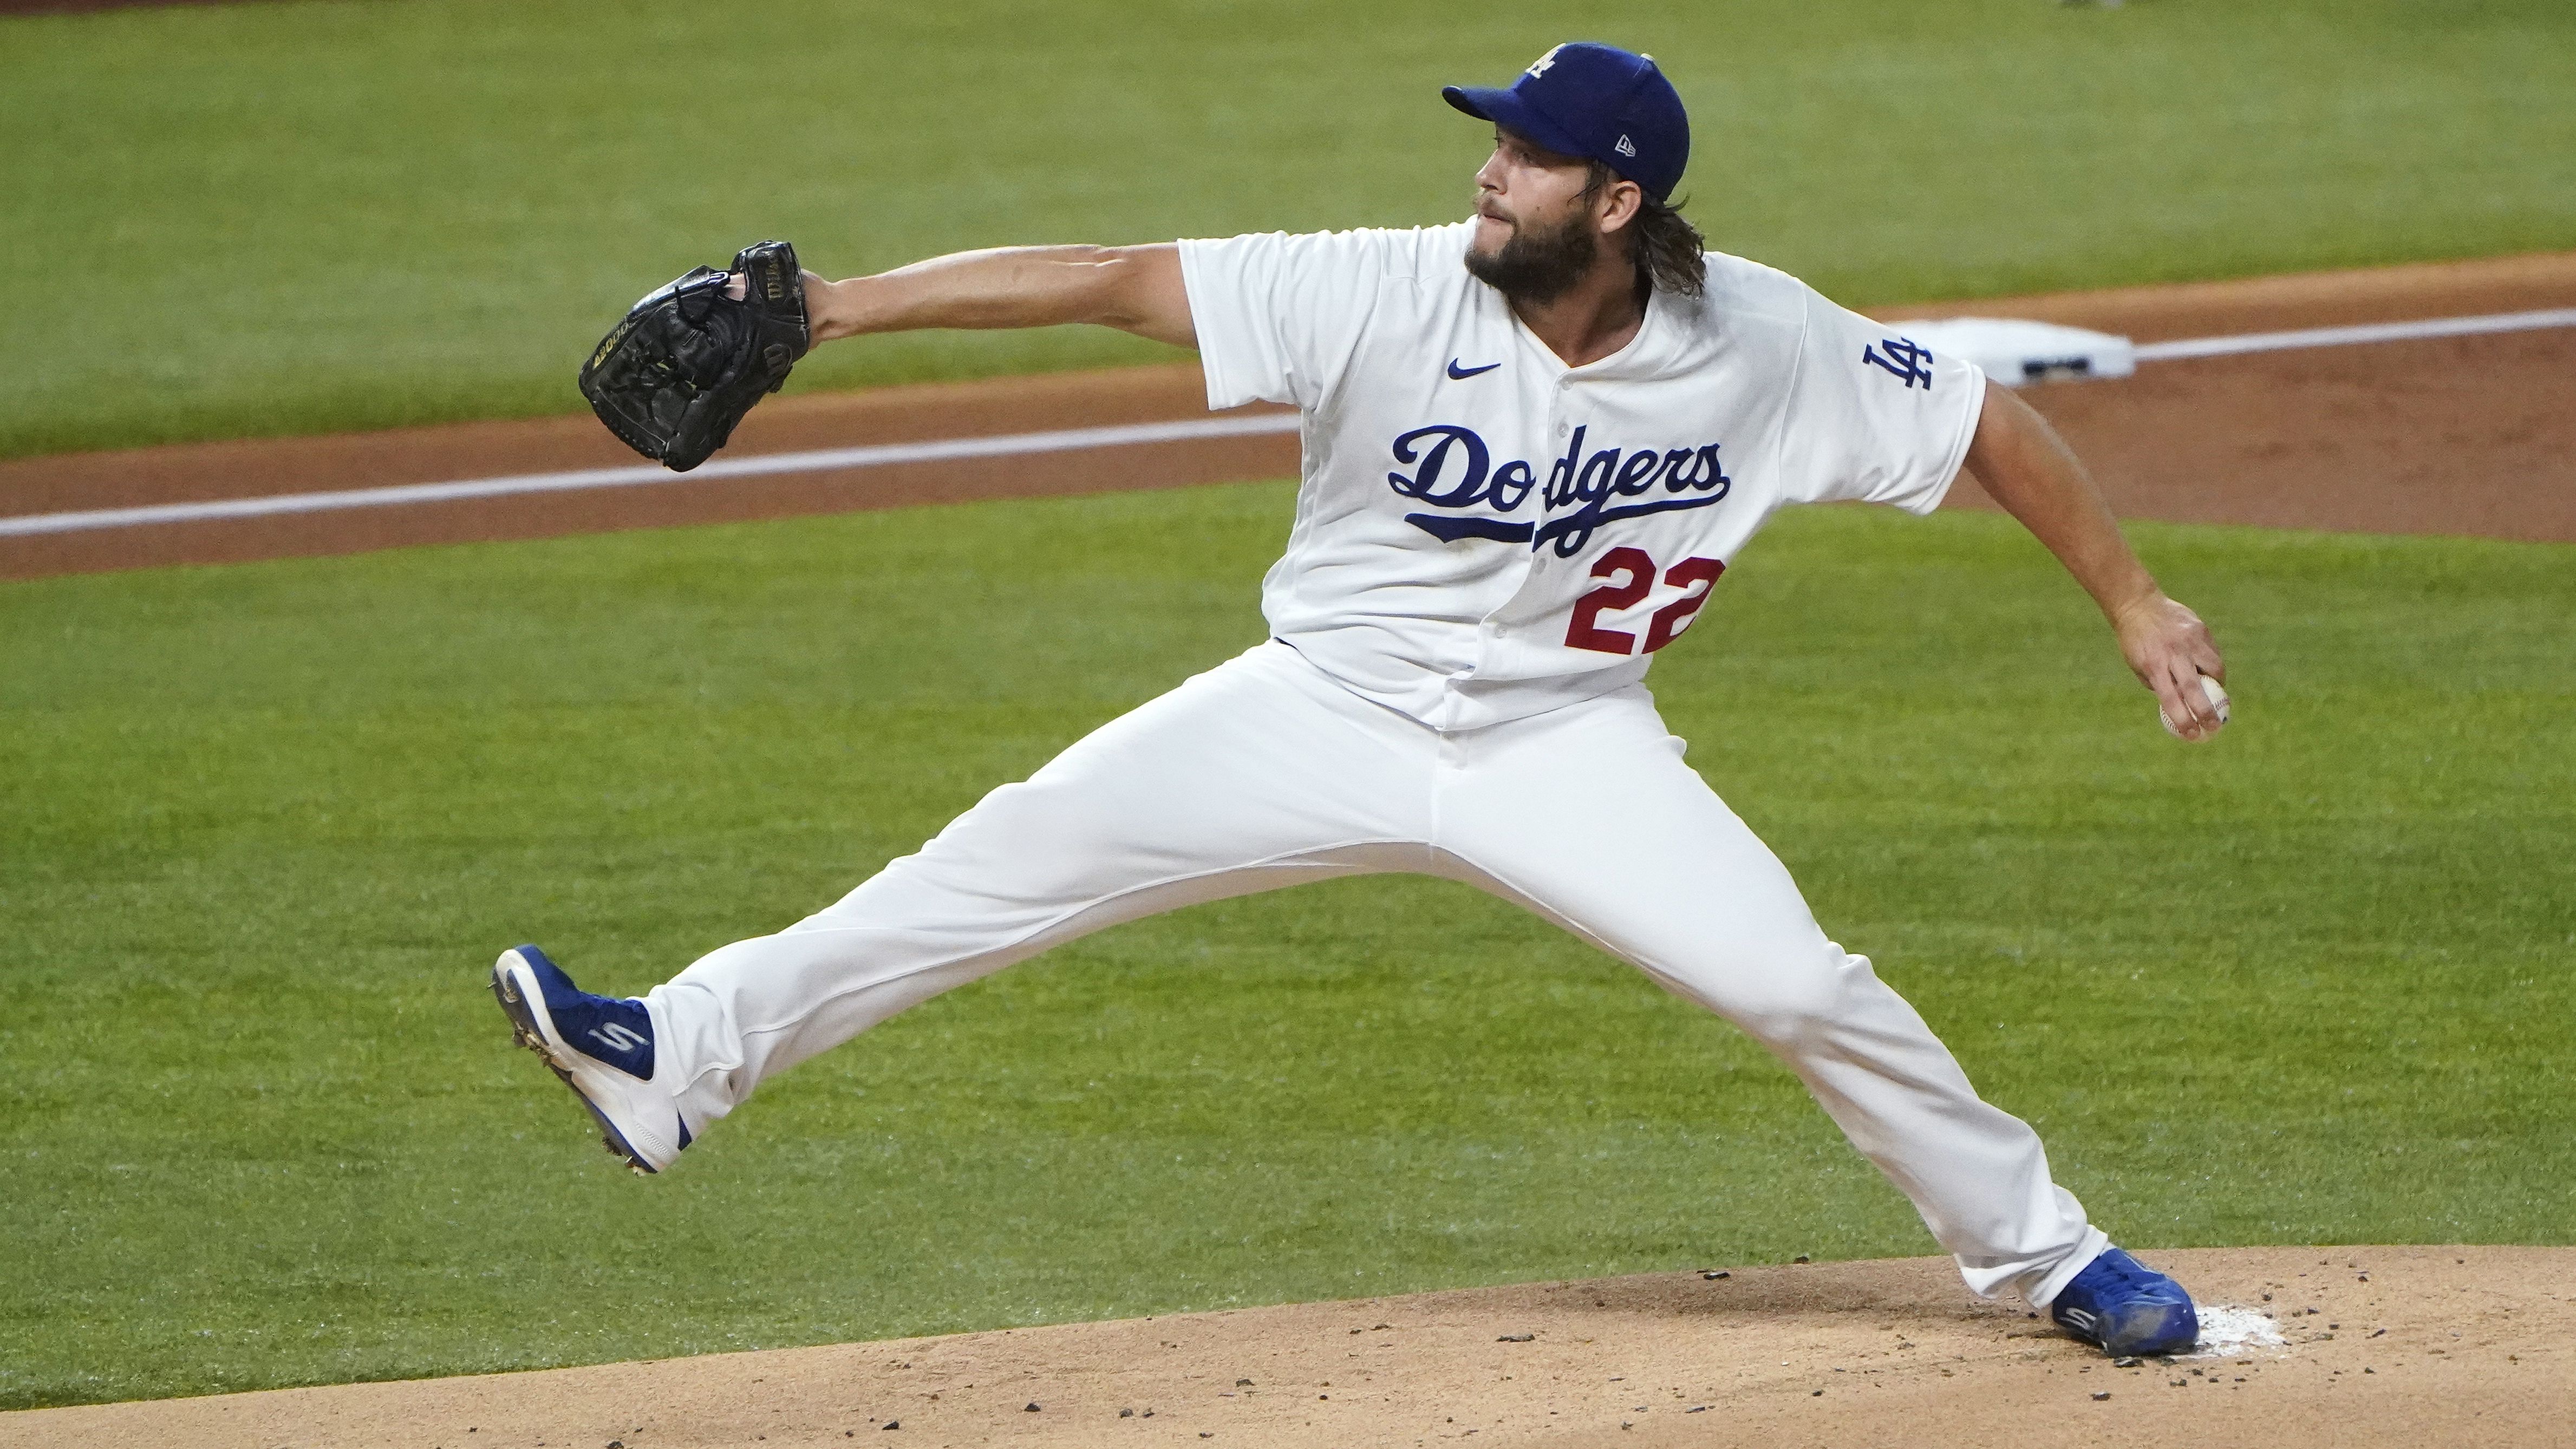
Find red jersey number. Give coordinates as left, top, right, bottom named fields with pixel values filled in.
left=1562, top=550, right=1726, bottom=657
left=1562, top=547, right=1655, bottom=654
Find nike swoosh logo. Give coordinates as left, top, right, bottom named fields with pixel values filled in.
left=1446, top=358, right=1502, bottom=380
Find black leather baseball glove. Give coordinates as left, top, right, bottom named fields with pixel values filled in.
left=578, top=240, right=811, bottom=472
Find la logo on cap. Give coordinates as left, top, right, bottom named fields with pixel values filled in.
left=1526, top=44, right=1562, bottom=77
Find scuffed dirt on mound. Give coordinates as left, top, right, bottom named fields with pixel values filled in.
left=5, top=1245, right=2566, bottom=1448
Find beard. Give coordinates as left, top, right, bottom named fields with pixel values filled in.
left=1464, top=206, right=1598, bottom=305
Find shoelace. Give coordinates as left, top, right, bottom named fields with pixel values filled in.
left=2080, top=1253, right=2177, bottom=1303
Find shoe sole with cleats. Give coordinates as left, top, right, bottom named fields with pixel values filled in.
left=491, top=949, right=676, bottom=1174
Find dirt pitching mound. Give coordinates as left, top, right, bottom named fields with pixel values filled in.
left=6, top=1245, right=2564, bottom=1448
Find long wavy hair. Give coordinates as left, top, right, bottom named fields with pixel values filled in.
left=1585, top=161, right=1707, bottom=298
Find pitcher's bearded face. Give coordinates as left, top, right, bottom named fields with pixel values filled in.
left=1464, top=129, right=1605, bottom=306
left=1465, top=199, right=1599, bottom=305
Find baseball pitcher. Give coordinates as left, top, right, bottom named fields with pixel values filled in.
left=506, top=42, right=2226, bottom=1357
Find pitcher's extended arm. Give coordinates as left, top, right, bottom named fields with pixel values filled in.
left=798, top=245, right=1195, bottom=349
left=1964, top=380, right=2228, bottom=740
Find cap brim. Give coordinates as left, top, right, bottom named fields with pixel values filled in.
left=1440, top=84, right=1590, bottom=164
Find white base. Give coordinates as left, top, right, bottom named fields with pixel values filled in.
left=1894, top=317, right=2137, bottom=387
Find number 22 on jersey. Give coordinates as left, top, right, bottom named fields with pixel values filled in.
left=1563, top=546, right=1725, bottom=656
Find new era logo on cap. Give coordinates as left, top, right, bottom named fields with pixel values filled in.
left=1442, top=42, right=1691, bottom=202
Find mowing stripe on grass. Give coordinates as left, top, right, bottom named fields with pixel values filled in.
left=8, top=306, right=2573, bottom=540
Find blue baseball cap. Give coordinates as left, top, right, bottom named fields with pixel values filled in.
left=1443, top=42, right=1690, bottom=203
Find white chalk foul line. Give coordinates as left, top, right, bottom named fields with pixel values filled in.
left=6, top=305, right=2573, bottom=539
left=2131, top=305, right=2576, bottom=361
left=0, top=412, right=1300, bottom=539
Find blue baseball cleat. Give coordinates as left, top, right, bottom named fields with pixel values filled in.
left=490, top=944, right=690, bottom=1174
left=2051, top=1246, right=2200, bottom=1356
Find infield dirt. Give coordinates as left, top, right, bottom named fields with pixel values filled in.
left=5, top=250, right=2574, bottom=578
left=3, top=1246, right=2565, bottom=1448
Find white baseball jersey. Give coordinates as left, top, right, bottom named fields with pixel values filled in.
left=1178, top=221, right=1986, bottom=732
left=643, top=218, right=2109, bottom=1311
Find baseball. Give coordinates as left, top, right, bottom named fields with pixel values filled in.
left=2160, top=673, right=2230, bottom=739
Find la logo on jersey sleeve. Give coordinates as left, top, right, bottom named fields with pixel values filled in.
left=1861, top=336, right=1936, bottom=389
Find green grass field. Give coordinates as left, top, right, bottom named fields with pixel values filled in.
left=4, top=488, right=2570, bottom=1408
left=5, top=0, right=2572, bottom=1417
left=5, top=0, right=2575, bottom=458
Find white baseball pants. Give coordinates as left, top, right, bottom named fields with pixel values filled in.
left=644, top=641, right=2106, bottom=1304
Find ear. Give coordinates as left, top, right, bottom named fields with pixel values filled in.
left=1594, top=177, right=1645, bottom=237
